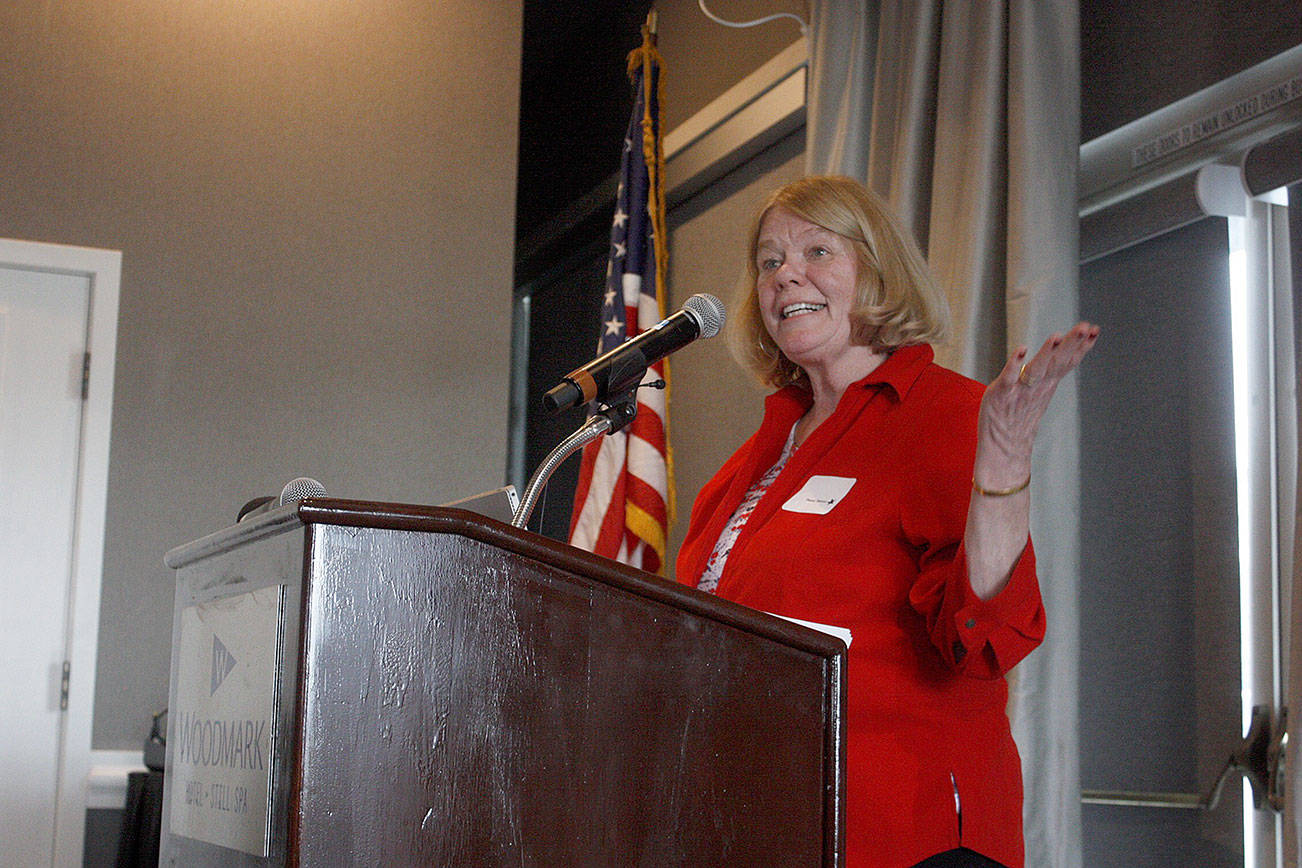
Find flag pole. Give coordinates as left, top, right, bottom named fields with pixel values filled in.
left=567, top=13, right=673, bottom=573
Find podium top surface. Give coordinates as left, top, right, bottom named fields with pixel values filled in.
left=164, top=497, right=848, bottom=660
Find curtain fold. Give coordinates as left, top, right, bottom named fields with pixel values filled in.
left=806, top=2, right=1082, bottom=864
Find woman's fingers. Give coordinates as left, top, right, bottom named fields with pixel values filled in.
left=1020, top=322, right=1099, bottom=386
left=999, top=346, right=1029, bottom=389
left=980, top=323, right=1101, bottom=452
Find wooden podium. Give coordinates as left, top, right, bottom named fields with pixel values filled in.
left=161, top=499, right=845, bottom=865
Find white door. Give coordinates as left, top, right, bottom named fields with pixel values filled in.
left=0, top=265, right=89, bottom=866
left=0, top=240, right=119, bottom=866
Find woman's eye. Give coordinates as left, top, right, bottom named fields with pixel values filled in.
left=760, top=257, right=781, bottom=271
left=809, top=246, right=829, bottom=258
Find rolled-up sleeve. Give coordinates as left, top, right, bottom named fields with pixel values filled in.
left=909, top=536, right=1045, bottom=678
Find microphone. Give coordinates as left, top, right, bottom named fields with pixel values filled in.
left=237, top=477, right=327, bottom=522
left=543, top=293, right=725, bottom=414
left=278, top=476, right=326, bottom=504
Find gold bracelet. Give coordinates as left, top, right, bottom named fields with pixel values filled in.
left=972, top=476, right=1031, bottom=497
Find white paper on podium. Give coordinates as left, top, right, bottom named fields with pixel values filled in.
left=770, top=613, right=853, bottom=649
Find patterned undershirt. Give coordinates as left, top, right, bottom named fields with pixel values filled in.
left=697, top=421, right=800, bottom=593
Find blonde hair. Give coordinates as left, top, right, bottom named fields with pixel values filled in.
left=728, top=175, right=949, bottom=389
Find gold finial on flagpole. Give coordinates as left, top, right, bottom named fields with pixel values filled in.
left=645, top=9, right=658, bottom=39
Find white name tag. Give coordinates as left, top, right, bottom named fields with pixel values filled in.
left=781, top=475, right=856, bottom=515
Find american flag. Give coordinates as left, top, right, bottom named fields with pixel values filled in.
left=567, top=28, right=671, bottom=574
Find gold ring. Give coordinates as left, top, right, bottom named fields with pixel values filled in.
left=1018, top=364, right=1033, bottom=386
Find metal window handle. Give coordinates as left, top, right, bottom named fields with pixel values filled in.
left=1204, top=704, right=1287, bottom=813
left=1081, top=704, right=1287, bottom=813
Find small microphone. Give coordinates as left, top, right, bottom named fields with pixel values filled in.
left=278, top=476, right=326, bottom=505
left=543, top=293, right=725, bottom=414
left=237, top=477, right=327, bottom=522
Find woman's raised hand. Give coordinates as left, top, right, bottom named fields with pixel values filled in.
left=974, top=322, right=1100, bottom=488
left=964, top=322, right=1099, bottom=599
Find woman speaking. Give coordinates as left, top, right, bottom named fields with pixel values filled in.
left=676, top=176, right=1097, bottom=868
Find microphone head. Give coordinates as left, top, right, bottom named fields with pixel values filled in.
left=279, top=476, right=327, bottom=506
left=682, top=293, right=725, bottom=339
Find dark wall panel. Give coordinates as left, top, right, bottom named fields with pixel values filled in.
left=1082, top=0, right=1302, bottom=142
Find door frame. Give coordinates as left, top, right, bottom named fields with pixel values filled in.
left=0, top=238, right=121, bottom=865
left=1078, top=46, right=1302, bottom=867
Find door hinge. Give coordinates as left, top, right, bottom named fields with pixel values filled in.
left=60, top=660, right=71, bottom=710
left=80, top=352, right=91, bottom=400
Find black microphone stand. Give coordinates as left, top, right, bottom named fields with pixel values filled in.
left=511, top=389, right=640, bottom=529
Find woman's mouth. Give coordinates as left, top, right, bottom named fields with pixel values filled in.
left=781, top=302, right=827, bottom=320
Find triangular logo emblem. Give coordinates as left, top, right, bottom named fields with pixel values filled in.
left=210, top=635, right=237, bottom=696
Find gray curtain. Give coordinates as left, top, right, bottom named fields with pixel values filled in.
left=806, top=1, right=1082, bottom=864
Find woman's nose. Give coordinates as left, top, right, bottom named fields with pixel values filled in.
left=775, top=259, right=803, bottom=286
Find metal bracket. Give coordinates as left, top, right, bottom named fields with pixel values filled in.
left=1267, top=706, right=1288, bottom=811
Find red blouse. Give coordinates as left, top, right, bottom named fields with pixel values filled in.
left=676, top=344, right=1045, bottom=868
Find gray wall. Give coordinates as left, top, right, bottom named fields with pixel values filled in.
left=664, top=134, right=806, bottom=578
left=655, top=0, right=805, bottom=132
left=0, top=0, right=522, bottom=750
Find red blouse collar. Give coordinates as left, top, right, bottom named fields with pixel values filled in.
left=769, top=343, right=935, bottom=415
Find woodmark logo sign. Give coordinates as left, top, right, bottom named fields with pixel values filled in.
left=173, top=714, right=268, bottom=771
left=168, top=585, right=284, bottom=857
left=211, top=635, right=237, bottom=695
